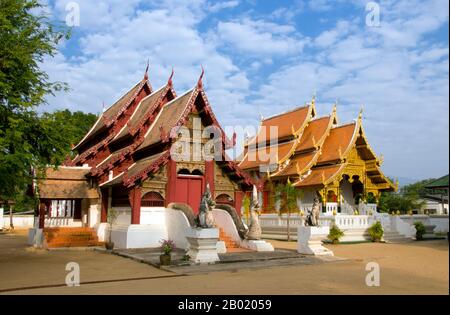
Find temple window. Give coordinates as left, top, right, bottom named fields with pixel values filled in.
left=141, top=192, right=165, bottom=207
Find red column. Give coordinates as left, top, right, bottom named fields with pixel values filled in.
left=165, top=159, right=177, bottom=206
left=101, top=189, right=108, bottom=223
left=129, top=186, right=142, bottom=225
left=38, top=202, right=46, bottom=229
left=234, top=191, right=243, bottom=216
left=205, top=160, right=215, bottom=194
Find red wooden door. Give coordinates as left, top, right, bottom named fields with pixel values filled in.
left=174, top=176, right=204, bottom=214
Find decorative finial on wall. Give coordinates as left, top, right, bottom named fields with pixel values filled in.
left=168, top=67, right=174, bottom=85
left=144, top=59, right=149, bottom=80
left=197, top=65, right=204, bottom=89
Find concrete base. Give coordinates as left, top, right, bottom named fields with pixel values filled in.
left=110, top=224, right=168, bottom=249
left=423, top=224, right=437, bottom=239
left=27, top=228, right=43, bottom=247
left=216, top=241, right=227, bottom=253
left=242, top=239, right=274, bottom=252
left=297, top=226, right=334, bottom=256
left=186, top=228, right=220, bottom=264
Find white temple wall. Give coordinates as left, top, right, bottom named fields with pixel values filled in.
left=0, top=207, right=3, bottom=230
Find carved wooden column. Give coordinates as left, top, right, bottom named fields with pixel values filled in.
left=38, top=202, right=46, bottom=229
left=129, top=186, right=142, bottom=225
left=204, top=160, right=215, bottom=195
left=165, top=159, right=177, bottom=205
left=100, top=188, right=108, bottom=223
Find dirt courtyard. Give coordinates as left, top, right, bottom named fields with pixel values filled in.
left=0, top=230, right=448, bottom=295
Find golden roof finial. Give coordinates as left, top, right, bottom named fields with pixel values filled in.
left=379, top=153, right=384, bottom=165
left=321, top=171, right=326, bottom=183
left=358, top=105, right=364, bottom=120
left=296, top=162, right=301, bottom=175
left=291, top=124, right=296, bottom=136
left=311, top=92, right=316, bottom=107
left=312, top=135, right=316, bottom=148
left=338, top=146, right=343, bottom=160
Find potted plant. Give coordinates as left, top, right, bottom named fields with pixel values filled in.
left=368, top=221, right=384, bottom=242
left=105, top=207, right=118, bottom=250
left=414, top=221, right=426, bottom=241
left=328, top=224, right=344, bottom=244
left=160, top=239, right=176, bottom=266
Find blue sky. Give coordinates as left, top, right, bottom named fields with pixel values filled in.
left=39, top=0, right=449, bottom=182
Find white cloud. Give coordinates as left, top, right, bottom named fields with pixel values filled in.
left=209, top=0, right=240, bottom=13
left=216, top=18, right=307, bottom=56
left=248, top=5, right=449, bottom=179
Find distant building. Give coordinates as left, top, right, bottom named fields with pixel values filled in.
left=423, top=175, right=449, bottom=215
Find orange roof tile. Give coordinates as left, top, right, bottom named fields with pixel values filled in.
left=317, top=123, right=357, bottom=163
left=74, top=80, right=149, bottom=150
left=136, top=89, right=194, bottom=151
left=251, top=105, right=311, bottom=144
left=296, top=116, right=331, bottom=152
left=271, top=151, right=318, bottom=178
left=114, top=85, right=168, bottom=141
left=239, top=140, right=296, bottom=170
left=294, top=164, right=345, bottom=188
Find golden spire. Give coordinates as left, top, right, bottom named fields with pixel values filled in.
left=379, top=153, right=384, bottom=165
left=311, top=92, right=316, bottom=107
left=358, top=105, right=364, bottom=121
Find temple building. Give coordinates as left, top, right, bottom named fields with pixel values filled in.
left=239, top=97, right=397, bottom=215
left=31, top=68, right=252, bottom=248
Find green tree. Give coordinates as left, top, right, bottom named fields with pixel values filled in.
left=40, top=110, right=98, bottom=158
left=274, top=178, right=299, bottom=241
left=0, top=0, right=70, bottom=225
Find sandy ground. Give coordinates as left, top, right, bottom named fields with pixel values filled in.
left=0, top=229, right=448, bottom=295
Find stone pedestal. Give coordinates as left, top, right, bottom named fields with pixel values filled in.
left=216, top=241, right=227, bottom=253
left=297, top=226, right=334, bottom=256
left=186, top=228, right=220, bottom=264
left=242, top=239, right=274, bottom=252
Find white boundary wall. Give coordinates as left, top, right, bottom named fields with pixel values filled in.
left=3, top=214, right=34, bottom=228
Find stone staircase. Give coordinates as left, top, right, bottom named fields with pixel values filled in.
left=43, top=227, right=102, bottom=248
left=383, top=231, right=412, bottom=243
left=219, top=228, right=240, bottom=249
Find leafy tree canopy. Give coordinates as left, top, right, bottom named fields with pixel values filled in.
left=0, top=0, right=73, bottom=208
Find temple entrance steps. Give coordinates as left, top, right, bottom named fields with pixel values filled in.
left=43, top=227, right=102, bottom=248
left=219, top=228, right=239, bottom=249
left=383, top=231, right=412, bottom=243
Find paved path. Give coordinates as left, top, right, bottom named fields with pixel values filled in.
left=0, top=230, right=448, bottom=294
